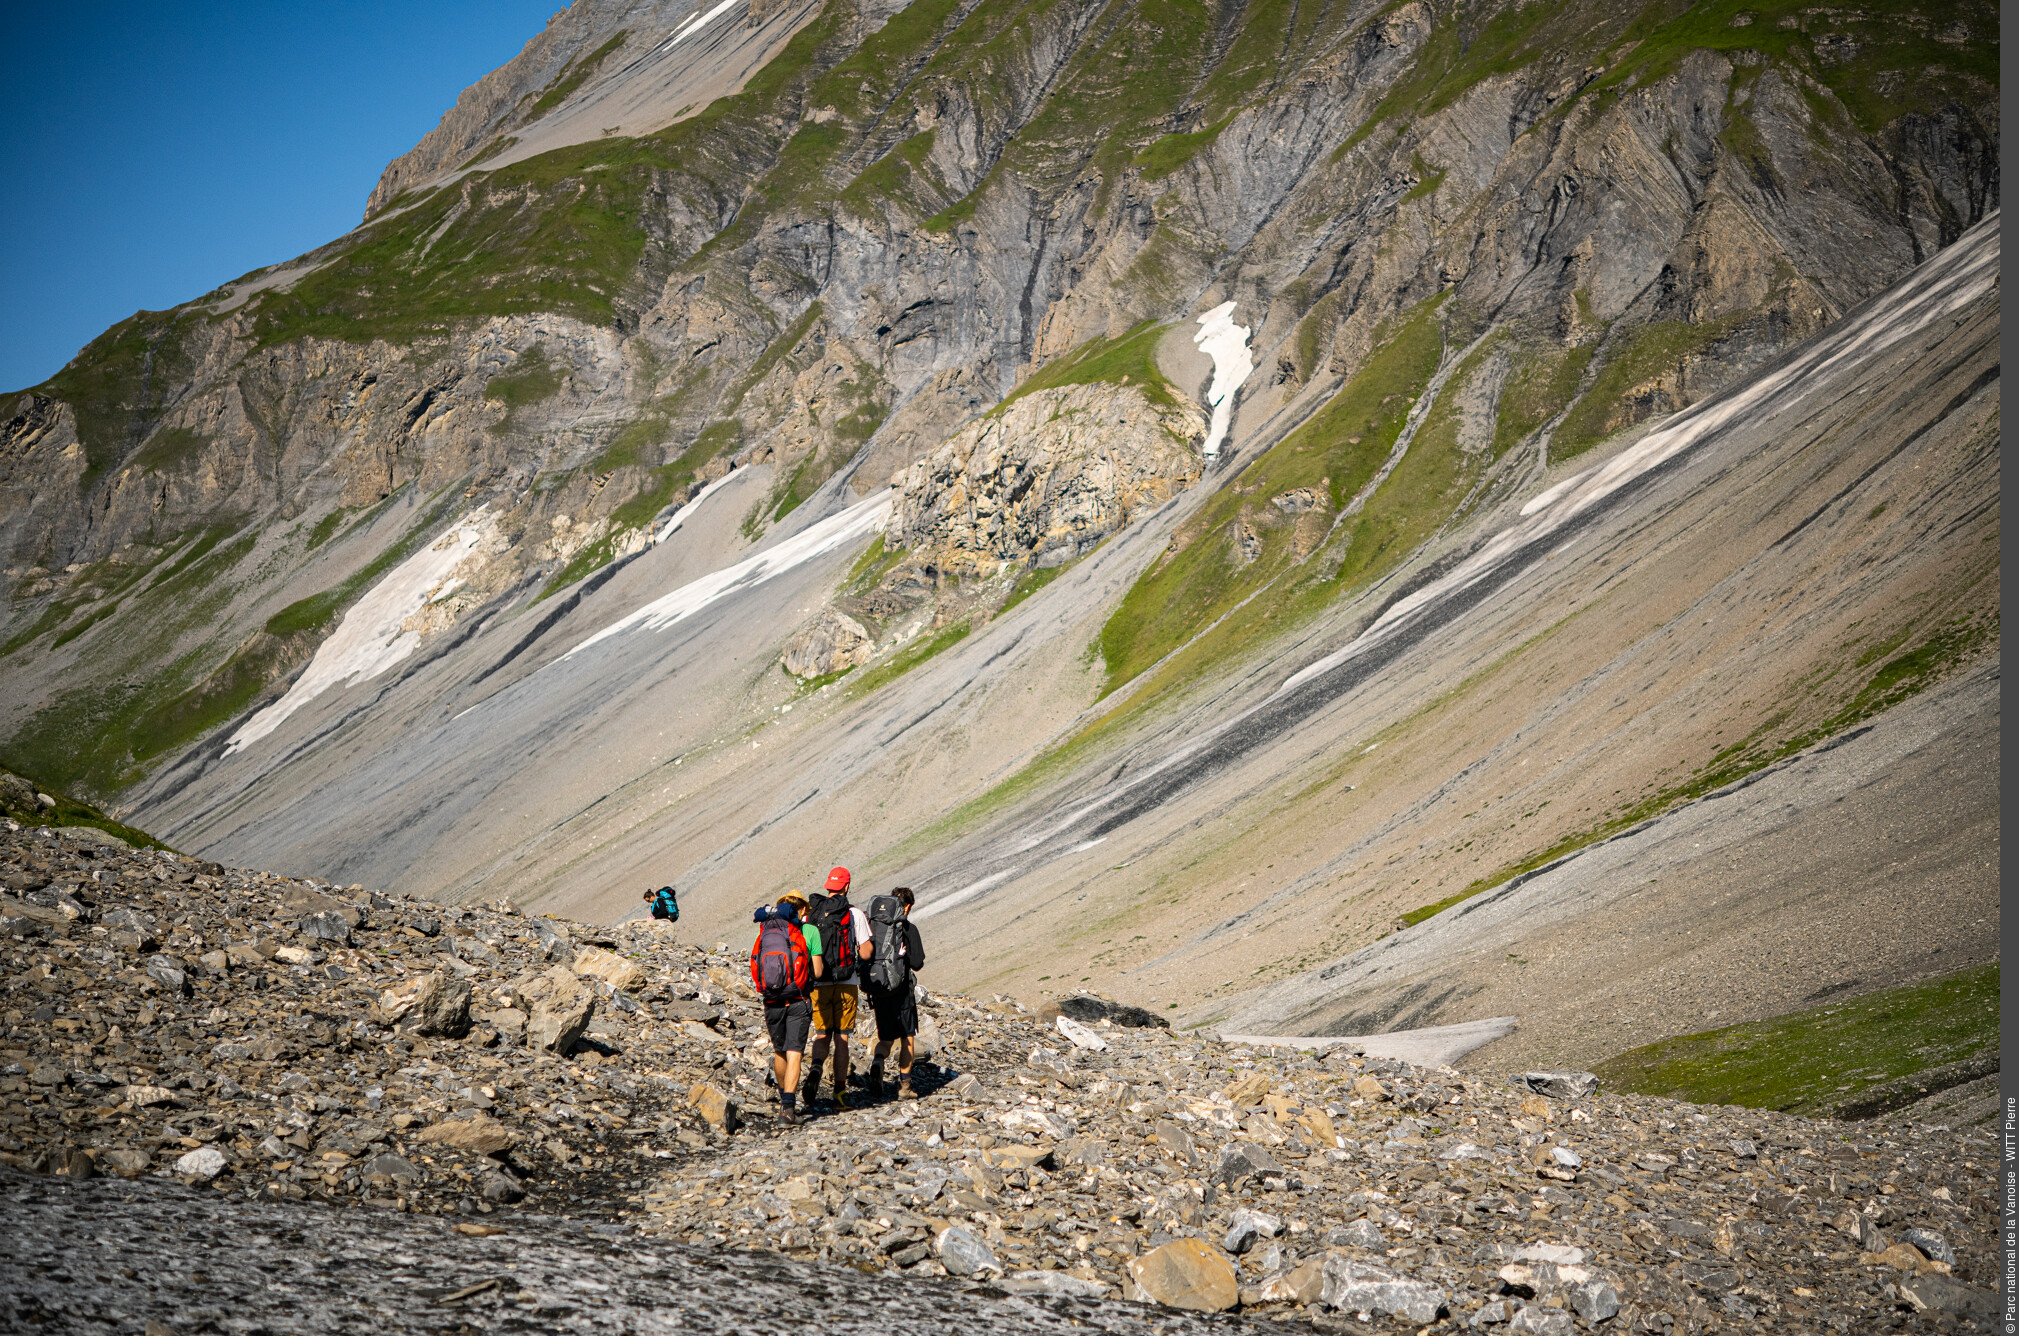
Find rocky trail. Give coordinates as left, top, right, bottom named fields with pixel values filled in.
left=0, top=821, right=2000, bottom=1332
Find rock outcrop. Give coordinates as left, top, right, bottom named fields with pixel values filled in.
left=886, top=382, right=1205, bottom=583
left=781, top=609, right=877, bottom=678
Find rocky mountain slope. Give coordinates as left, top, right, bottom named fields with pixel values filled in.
left=1, top=820, right=1999, bottom=1331
left=0, top=0, right=1998, bottom=1072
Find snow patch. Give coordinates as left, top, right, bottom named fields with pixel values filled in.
left=227, top=511, right=495, bottom=756
left=659, top=0, right=738, bottom=50
left=564, top=493, right=891, bottom=660
left=652, top=469, right=738, bottom=545
left=1192, top=302, right=1254, bottom=458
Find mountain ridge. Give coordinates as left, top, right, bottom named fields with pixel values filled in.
left=0, top=0, right=1998, bottom=1046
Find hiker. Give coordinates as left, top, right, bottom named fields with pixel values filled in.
left=749, top=891, right=814, bottom=1123
left=864, top=885, right=925, bottom=1099
left=644, top=884, right=679, bottom=922
left=802, top=867, right=871, bottom=1108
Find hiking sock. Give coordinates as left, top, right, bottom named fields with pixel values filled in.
left=780, top=1091, right=797, bottom=1112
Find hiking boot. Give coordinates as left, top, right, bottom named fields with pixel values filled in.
left=867, top=1059, right=885, bottom=1098
left=897, top=1078, right=916, bottom=1100
left=833, top=1088, right=852, bottom=1110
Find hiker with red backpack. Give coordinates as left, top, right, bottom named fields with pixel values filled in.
left=749, top=890, right=816, bottom=1123
left=802, top=867, right=872, bottom=1109
left=864, top=886, right=925, bottom=1100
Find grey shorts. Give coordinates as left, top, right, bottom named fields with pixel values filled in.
left=764, top=998, right=811, bottom=1054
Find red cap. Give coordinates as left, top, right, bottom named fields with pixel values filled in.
left=824, top=866, right=851, bottom=891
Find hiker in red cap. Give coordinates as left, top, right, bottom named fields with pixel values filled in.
left=802, top=866, right=871, bottom=1108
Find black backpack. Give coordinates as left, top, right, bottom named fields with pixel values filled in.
left=865, top=895, right=910, bottom=994
left=807, top=892, right=856, bottom=983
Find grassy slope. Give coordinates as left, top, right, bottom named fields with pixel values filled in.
left=1593, top=964, right=1999, bottom=1118
left=0, top=765, right=171, bottom=850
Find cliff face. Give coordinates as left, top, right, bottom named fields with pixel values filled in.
left=0, top=0, right=1997, bottom=821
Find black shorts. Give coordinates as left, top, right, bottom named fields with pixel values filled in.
left=764, top=998, right=811, bottom=1054
left=868, top=986, right=917, bottom=1040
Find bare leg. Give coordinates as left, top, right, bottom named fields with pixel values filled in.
left=832, top=1037, right=849, bottom=1092
left=772, top=1050, right=802, bottom=1096
left=806, top=1035, right=830, bottom=1097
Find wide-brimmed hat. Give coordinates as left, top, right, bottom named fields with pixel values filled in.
left=824, top=866, right=851, bottom=891
left=778, top=889, right=809, bottom=909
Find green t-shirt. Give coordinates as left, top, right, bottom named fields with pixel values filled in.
left=799, top=922, right=822, bottom=959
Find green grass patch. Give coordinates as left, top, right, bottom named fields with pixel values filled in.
left=540, top=423, right=741, bottom=599
left=529, top=31, right=628, bottom=119
left=997, top=321, right=1181, bottom=416
left=50, top=602, right=120, bottom=650
left=486, top=345, right=564, bottom=434
left=1402, top=151, right=1446, bottom=201
left=841, top=129, right=942, bottom=217
left=1592, top=964, right=1999, bottom=1117
left=126, top=426, right=209, bottom=475
left=1581, top=0, right=1995, bottom=138
left=459, top=136, right=520, bottom=170
left=998, top=559, right=1072, bottom=617
left=1494, top=342, right=1594, bottom=456
left=1551, top=315, right=1741, bottom=460
left=1334, top=0, right=1576, bottom=159
left=843, top=534, right=908, bottom=596
left=34, top=307, right=202, bottom=483
left=305, top=507, right=354, bottom=551
left=1097, top=295, right=1446, bottom=695
left=1134, top=118, right=1233, bottom=181
left=0, top=762, right=170, bottom=850
left=845, top=618, right=971, bottom=698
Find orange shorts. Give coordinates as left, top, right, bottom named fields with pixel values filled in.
left=811, top=984, right=858, bottom=1033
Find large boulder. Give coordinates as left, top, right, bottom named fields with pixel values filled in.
left=781, top=610, right=876, bottom=678
left=571, top=945, right=646, bottom=993
left=1319, top=1257, right=1446, bottom=1323
left=418, top=1115, right=518, bottom=1156
left=524, top=965, right=594, bottom=1054
left=1127, top=1238, right=1238, bottom=1312
left=374, top=972, right=472, bottom=1038
left=1038, top=992, right=1170, bottom=1030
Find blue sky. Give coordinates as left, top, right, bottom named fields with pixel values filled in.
left=1, top=1, right=559, bottom=391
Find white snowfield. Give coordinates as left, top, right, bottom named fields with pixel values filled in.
left=563, top=491, right=893, bottom=660
left=226, top=510, right=496, bottom=756
left=1192, top=301, right=1254, bottom=458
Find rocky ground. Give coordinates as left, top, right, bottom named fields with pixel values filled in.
left=0, top=821, right=1999, bottom=1332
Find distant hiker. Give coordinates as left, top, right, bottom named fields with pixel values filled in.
left=803, top=867, right=871, bottom=1109
left=644, top=885, right=680, bottom=922
left=864, top=886, right=925, bottom=1099
left=749, top=891, right=814, bottom=1123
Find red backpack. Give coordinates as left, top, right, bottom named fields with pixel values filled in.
left=750, top=914, right=811, bottom=1002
